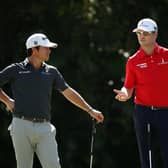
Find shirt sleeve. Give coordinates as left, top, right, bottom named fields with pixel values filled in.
left=124, top=58, right=135, bottom=89
left=0, top=64, right=16, bottom=87
left=53, top=68, right=69, bottom=92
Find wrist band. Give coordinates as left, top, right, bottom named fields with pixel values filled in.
left=87, top=108, right=93, bottom=113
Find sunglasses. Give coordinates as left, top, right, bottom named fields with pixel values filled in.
left=136, top=31, right=155, bottom=36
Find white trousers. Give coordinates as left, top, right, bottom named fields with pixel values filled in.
left=8, top=117, right=61, bottom=168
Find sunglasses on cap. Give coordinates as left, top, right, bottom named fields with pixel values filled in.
left=136, top=31, right=155, bottom=36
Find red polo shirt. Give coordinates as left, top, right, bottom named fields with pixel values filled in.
left=124, top=43, right=168, bottom=106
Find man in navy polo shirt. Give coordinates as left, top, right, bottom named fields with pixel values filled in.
left=0, top=33, right=104, bottom=168
left=114, top=18, right=168, bottom=168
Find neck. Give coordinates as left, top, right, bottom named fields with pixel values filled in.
left=141, top=43, right=156, bottom=56
left=28, top=56, right=43, bottom=69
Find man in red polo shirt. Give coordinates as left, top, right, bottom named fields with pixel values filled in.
left=114, top=18, right=168, bottom=168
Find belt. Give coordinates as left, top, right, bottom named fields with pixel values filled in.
left=14, top=114, right=49, bottom=123
left=136, top=104, right=168, bottom=111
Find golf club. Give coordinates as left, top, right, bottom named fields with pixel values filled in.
left=147, top=123, right=152, bottom=168
left=89, top=118, right=97, bottom=168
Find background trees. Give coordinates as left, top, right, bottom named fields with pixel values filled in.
left=0, top=0, right=168, bottom=167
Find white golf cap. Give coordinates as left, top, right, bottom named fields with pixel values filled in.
left=132, top=18, right=158, bottom=32
left=26, top=33, right=58, bottom=49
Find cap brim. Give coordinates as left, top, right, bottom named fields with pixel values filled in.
left=132, top=27, right=152, bottom=32
left=47, top=42, right=58, bottom=48
left=132, top=28, right=138, bottom=32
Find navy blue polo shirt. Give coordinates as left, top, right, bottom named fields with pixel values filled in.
left=0, top=58, right=69, bottom=120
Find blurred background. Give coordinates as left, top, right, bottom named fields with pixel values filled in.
left=0, top=0, right=168, bottom=167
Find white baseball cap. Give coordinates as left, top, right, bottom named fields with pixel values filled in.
left=132, top=18, right=158, bottom=32
left=26, top=33, right=58, bottom=49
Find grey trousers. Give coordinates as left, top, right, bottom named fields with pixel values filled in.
left=8, top=117, right=61, bottom=168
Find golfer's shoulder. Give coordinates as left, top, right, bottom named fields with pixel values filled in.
left=43, top=62, right=60, bottom=73
left=44, top=62, right=56, bottom=69
left=0, top=61, right=22, bottom=74
left=158, top=45, right=168, bottom=54
left=6, top=61, right=22, bottom=70
left=127, top=50, right=140, bottom=64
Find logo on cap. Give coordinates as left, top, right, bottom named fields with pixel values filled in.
left=34, top=41, right=38, bottom=45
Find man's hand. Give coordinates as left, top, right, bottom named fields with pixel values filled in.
left=0, top=89, right=15, bottom=112
left=5, top=98, right=15, bottom=112
left=113, top=89, right=129, bottom=102
left=87, top=109, right=104, bottom=123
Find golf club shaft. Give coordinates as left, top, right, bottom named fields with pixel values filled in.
left=90, top=133, right=94, bottom=168
left=90, top=155, right=93, bottom=168
left=147, top=123, right=152, bottom=168
left=90, top=119, right=96, bottom=168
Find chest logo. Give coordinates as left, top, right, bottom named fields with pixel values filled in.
left=136, top=63, right=148, bottom=68
left=18, top=71, right=31, bottom=74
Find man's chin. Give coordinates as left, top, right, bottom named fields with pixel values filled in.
left=139, top=41, right=147, bottom=45
left=45, top=56, right=50, bottom=61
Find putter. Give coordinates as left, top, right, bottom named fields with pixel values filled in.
left=147, top=123, right=152, bottom=168
left=89, top=118, right=96, bottom=168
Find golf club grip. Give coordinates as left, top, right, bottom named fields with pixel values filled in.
left=92, top=118, right=96, bottom=133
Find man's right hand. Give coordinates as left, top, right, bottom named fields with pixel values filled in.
left=87, top=109, right=104, bottom=123
left=113, top=89, right=129, bottom=102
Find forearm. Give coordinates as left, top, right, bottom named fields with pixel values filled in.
left=62, top=87, right=92, bottom=112
left=0, top=88, right=12, bottom=105
left=62, top=87, right=104, bottom=123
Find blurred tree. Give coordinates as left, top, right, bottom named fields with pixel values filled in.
left=0, top=0, right=168, bottom=167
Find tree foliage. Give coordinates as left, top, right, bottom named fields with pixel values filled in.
left=0, top=0, right=168, bottom=167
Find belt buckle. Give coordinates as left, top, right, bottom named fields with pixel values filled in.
left=21, top=116, right=25, bottom=119
left=33, top=118, right=42, bottom=122
left=33, top=118, right=46, bottom=123
left=33, top=118, right=37, bottom=122
left=151, top=106, right=157, bottom=110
